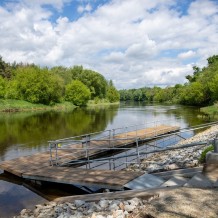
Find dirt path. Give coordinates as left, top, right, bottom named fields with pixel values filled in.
left=137, top=187, right=218, bottom=218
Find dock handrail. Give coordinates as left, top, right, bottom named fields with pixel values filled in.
left=49, top=120, right=218, bottom=170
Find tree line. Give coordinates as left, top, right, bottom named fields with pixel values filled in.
left=0, top=57, right=120, bottom=106
left=120, top=55, right=218, bottom=106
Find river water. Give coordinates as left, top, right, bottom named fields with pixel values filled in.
left=0, top=102, right=206, bottom=217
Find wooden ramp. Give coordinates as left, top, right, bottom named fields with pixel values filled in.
left=22, top=167, right=143, bottom=190
left=51, top=124, right=180, bottom=166
left=0, top=125, right=179, bottom=188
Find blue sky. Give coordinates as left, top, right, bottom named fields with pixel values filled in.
left=0, top=0, right=218, bottom=89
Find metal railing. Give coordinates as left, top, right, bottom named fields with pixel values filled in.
left=48, top=118, right=183, bottom=166
left=48, top=120, right=218, bottom=170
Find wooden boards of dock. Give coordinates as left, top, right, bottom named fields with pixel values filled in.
left=0, top=124, right=179, bottom=189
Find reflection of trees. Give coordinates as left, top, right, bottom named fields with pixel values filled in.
left=165, top=105, right=204, bottom=127
left=0, top=105, right=119, bottom=159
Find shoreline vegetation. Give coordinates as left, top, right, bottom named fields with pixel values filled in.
left=0, top=99, right=77, bottom=112
left=0, top=99, right=120, bottom=112
left=200, top=103, right=218, bottom=118
left=1, top=55, right=218, bottom=114
left=0, top=57, right=120, bottom=110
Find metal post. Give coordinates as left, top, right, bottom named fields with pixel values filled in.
left=125, top=127, right=128, bottom=145
left=109, top=159, right=111, bottom=170
left=136, top=125, right=138, bottom=138
left=125, top=150, right=128, bottom=168
left=49, top=143, right=53, bottom=166
left=136, top=138, right=141, bottom=170
left=86, top=134, right=91, bottom=169
left=55, top=143, right=58, bottom=166
left=214, top=136, right=218, bottom=153
left=109, top=130, right=111, bottom=148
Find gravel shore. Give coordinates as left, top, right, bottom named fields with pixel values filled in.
left=126, top=125, right=218, bottom=173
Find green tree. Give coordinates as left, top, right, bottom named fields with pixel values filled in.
left=12, top=66, right=64, bottom=105
left=0, top=76, right=6, bottom=98
left=50, top=66, right=72, bottom=85
left=106, top=80, right=120, bottom=102
left=65, top=80, right=91, bottom=106
left=5, top=80, right=19, bottom=99
left=70, top=66, right=107, bottom=99
left=0, top=56, right=12, bottom=79
left=179, top=82, right=206, bottom=105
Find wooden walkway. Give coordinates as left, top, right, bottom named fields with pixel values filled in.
left=0, top=125, right=179, bottom=188
left=50, top=124, right=180, bottom=166
left=23, top=167, right=143, bottom=190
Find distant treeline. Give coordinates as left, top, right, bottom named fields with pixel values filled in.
left=119, top=55, right=218, bottom=106
left=0, top=57, right=120, bottom=106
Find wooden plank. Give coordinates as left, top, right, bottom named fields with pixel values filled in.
left=23, top=167, right=143, bottom=189
left=54, top=186, right=180, bottom=203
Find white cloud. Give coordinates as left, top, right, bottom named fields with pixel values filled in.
left=178, top=50, right=196, bottom=59
left=0, top=0, right=218, bottom=89
left=77, top=3, right=92, bottom=13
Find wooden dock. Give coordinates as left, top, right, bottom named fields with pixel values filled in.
left=0, top=125, right=179, bottom=188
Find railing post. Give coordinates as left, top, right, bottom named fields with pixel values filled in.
left=55, top=143, right=58, bottom=166
left=86, top=134, right=91, bottom=169
left=49, top=143, right=53, bottom=166
left=214, top=136, right=218, bottom=153
left=136, top=138, right=141, bottom=170
left=109, top=130, right=111, bottom=148
left=136, top=125, right=138, bottom=138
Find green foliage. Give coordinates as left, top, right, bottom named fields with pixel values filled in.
left=0, top=76, right=6, bottom=98
left=106, top=80, right=120, bottom=102
left=0, top=99, right=76, bottom=112
left=0, top=56, right=12, bottom=79
left=199, top=145, right=214, bottom=163
left=65, top=80, right=91, bottom=106
left=0, top=56, right=119, bottom=108
left=119, top=54, right=218, bottom=106
left=13, top=66, right=64, bottom=105
left=5, top=80, right=19, bottom=99
left=178, top=82, right=206, bottom=105
left=50, top=66, right=72, bottom=85
left=70, top=66, right=108, bottom=99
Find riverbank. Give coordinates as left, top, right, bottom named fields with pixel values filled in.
left=126, top=124, right=218, bottom=173
left=0, top=99, right=120, bottom=112
left=0, top=99, right=77, bottom=112
left=87, top=100, right=120, bottom=107
left=16, top=188, right=218, bottom=218
left=201, top=103, right=218, bottom=118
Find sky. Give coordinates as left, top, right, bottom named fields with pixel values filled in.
left=0, top=0, right=218, bottom=89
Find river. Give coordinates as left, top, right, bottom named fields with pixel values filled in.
left=0, top=102, right=206, bottom=217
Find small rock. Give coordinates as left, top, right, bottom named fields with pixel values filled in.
left=99, top=199, right=109, bottom=209
left=109, top=203, right=119, bottom=211
left=96, top=215, right=107, bottom=218
left=113, top=210, right=124, bottom=218
left=119, top=202, right=124, bottom=211
left=124, top=204, right=135, bottom=212
left=74, top=200, right=86, bottom=208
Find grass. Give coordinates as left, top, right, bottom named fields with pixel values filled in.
left=199, top=145, right=214, bottom=163
left=0, top=99, right=76, bottom=112
left=200, top=103, right=218, bottom=117
left=87, top=99, right=120, bottom=106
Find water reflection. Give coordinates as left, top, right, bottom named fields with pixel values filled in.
left=0, top=104, right=119, bottom=161
left=0, top=179, right=47, bottom=218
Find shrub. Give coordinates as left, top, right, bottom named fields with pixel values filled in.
left=65, top=80, right=91, bottom=106
left=199, top=145, right=214, bottom=163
